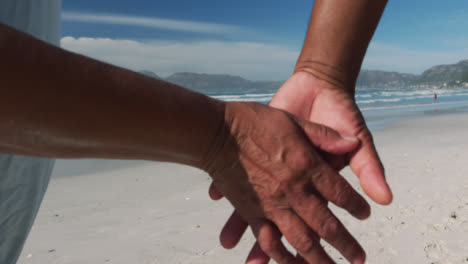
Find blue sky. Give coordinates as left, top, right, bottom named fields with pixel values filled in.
left=60, top=0, right=468, bottom=80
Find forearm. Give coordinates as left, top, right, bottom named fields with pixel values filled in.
left=0, top=23, right=225, bottom=168
left=295, top=0, right=387, bottom=90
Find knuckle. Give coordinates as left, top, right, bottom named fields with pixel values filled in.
left=334, top=184, right=353, bottom=207
left=269, top=179, right=289, bottom=200
left=262, top=210, right=275, bottom=220
left=308, top=196, right=325, bottom=212
left=318, top=216, right=340, bottom=240
left=310, top=168, right=325, bottom=184
left=259, top=237, right=281, bottom=255
left=292, top=235, right=316, bottom=254
left=316, top=124, right=331, bottom=140
left=289, top=149, right=313, bottom=174
left=358, top=128, right=374, bottom=144
left=263, top=207, right=286, bottom=222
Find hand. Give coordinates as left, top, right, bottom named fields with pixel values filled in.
left=210, top=72, right=393, bottom=263
left=271, top=72, right=392, bottom=203
left=205, top=101, right=369, bottom=264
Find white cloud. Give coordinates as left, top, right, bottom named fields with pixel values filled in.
left=363, top=41, right=468, bottom=74
left=62, top=11, right=245, bottom=35
left=60, top=37, right=298, bottom=80
left=60, top=36, right=468, bottom=80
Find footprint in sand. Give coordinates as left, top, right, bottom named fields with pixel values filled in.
left=424, top=241, right=448, bottom=262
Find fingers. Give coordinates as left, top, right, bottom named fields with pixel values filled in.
left=245, top=241, right=309, bottom=264
left=319, top=150, right=349, bottom=171
left=208, top=182, right=224, bottom=200
left=309, top=162, right=370, bottom=220
left=295, top=254, right=308, bottom=264
left=350, top=129, right=393, bottom=205
left=250, top=221, right=297, bottom=264
left=299, top=120, right=360, bottom=155
left=245, top=242, right=270, bottom=264
left=271, top=209, right=335, bottom=264
left=297, top=118, right=371, bottom=217
left=211, top=184, right=248, bottom=250
left=220, top=210, right=249, bottom=249
left=290, top=194, right=366, bottom=264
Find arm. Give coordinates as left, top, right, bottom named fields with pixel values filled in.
left=0, top=23, right=222, bottom=166
left=289, top=0, right=392, bottom=204
left=1, top=23, right=368, bottom=264
left=296, top=0, right=388, bottom=91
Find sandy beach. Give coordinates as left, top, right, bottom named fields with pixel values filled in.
left=17, top=112, right=468, bottom=264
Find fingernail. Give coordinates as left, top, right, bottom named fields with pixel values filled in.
left=377, top=181, right=393, bottom=205
left=341, top=135, right=358, bottom=142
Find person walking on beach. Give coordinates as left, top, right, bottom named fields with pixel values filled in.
left=0, top=1, right=391, bottom=264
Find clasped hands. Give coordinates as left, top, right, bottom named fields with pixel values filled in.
left=202, top=72, right=393, bottom=264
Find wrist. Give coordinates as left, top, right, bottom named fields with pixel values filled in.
left=294, top=60, right=358, bottom=94
left=198, top=100, right=234, bottom=174
left=200, top=101, right=254, bottom=180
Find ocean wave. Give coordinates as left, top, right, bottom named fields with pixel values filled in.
left=374, top=89, right=467, bottom=98
left=379, top=90, right=435, bottom=97
left=357, top=98, right=401, bottom=104
left=360, top=99, right=468, bottom=111
left=356, top=94, right=373, bottom=98
left=358, top=90, right=468, bottom=105
left=212, top=93, right=274, bottom=101
left=211, top=89, right=468, bottom=106
left=243, top=93, right=275, bottom=97
left=229, top=97, right=273, bottom=102
left=212, top=95, right=273, bottom=102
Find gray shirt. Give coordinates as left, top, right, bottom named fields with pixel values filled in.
left=0, top=1, right=61, bottom=263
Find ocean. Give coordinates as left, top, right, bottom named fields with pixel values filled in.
left=212, top=88, right=468, bottom=130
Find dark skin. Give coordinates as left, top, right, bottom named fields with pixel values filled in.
left=1, top=23, right=368, bottom=264
left=210, top=0, right=392, bottom=263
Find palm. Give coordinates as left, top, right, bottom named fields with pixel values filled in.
left=270, top=72, right=369, bottom=174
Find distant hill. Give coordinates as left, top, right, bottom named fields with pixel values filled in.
left=164, top=72, right=282, bottom=95
left=139, top=70, right=160, bottom=79
left=416, top=60, right=468, bottom=85
left=138, top=59, right=468, bottom=94
left=356, top=70, right=417, bottom=88
left=357, top=60, right=468, bottom=87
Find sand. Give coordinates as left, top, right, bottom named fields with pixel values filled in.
left=17, top=112, right=468, bottom=264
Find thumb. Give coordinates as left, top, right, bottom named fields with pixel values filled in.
left=298, top=120, right=360, bottom=154
left=350, top=129, right=393, bottom=205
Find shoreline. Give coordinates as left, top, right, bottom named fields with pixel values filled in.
left=18, top=112, right=468, bottom=263
left=364, top=100, right=468, bottom=131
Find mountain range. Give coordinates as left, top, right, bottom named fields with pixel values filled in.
left=140, top=59, right=468, bottom=95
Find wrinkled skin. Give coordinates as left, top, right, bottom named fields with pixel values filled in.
left=210, top=72, right=393, bottom=263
